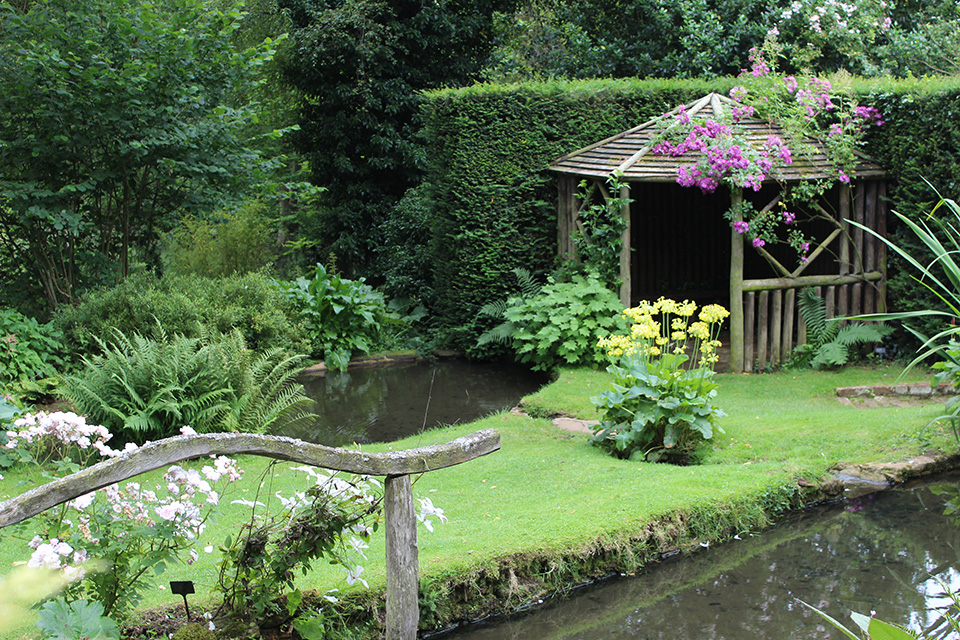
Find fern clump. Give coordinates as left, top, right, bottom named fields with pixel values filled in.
left=788, top=288, right=891, bottom=369
left=60, top=326, right=315, bottom=444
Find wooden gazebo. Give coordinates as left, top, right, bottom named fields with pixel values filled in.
left=549, top=92, right=889, bottom=373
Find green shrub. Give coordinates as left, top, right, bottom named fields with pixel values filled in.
left=590, top=299, right=728, bottom=462
left=490, top=272, right=629, bottom=371
left=60, top=327, right=315, bottom=444
left=161, top=201, right=276, bottom=278
left=273, top=264, right=390, bottom=371
left=0, top=308, right=65, bottom=386
left=54, top=272, right=308, bottom=358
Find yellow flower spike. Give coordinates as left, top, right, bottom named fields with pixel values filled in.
left=671, top=317, right=687, bottom=331
left=699, top=304, right=730, bottom=324
left=689, top=321, right=709, bottom=340
left=678, top=300, right=697, bottom=317
left=656, top=336, right=668, bottom=346
left=649, top=346, right=661, bottom=356
left=671, top=331, right=686, bottom=342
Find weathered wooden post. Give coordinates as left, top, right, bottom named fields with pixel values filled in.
left=730, top=188, right=745, bottom=373
left=384, top=475, right=418, bottom=640
left=619, top=182, right=632, bottom=307
left=0, top=430, right=500, bottom=640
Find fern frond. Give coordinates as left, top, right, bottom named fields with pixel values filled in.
left=797, top=288, right=829, bottom=346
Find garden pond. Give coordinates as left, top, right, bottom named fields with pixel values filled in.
left=440, top=475, right=960, bottom=640
left=281, top=359, right=550, bottom=447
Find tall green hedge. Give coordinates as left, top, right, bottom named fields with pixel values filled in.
left=416, top=76, right=960, bottom=350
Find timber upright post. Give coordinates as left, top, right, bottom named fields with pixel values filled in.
left=384, top=474, right=419, bottom=640
left=729, top=189, right=745, bottom=373
left=619, top=182, right=632, bottom=307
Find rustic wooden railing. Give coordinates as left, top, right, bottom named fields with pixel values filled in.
left=0, top=429, right=501, bottom=640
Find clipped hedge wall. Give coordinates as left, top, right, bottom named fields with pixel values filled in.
left=418, top=76, right=960, bottom=350
left=858, top=76, right=960, bottom=341
left=421, top=78, right=734, bottom=349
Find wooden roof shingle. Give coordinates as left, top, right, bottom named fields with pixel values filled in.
left=549, top=92, right=887, bottom=183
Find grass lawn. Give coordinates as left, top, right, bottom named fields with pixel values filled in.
left=0, top=364, right=955, bottom=638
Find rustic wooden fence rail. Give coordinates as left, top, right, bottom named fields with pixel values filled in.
left=0, top=429, right=501, bottom=640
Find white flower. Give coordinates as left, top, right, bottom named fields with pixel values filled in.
left=231, top=499, right=265, bottom=508
left=156, top=503, right=181, bottom=521
left=348, top=536, right=369, bottom=560
left=63, top=565, right=86, bottom=583
left=344, top=565, right=368, bottom=588
left=180, top=426, right=197, bottom=436
left=416, top=497, right=448, bottom=533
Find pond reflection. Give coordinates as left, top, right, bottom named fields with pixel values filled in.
left=279, top=359, right=549, bottom=447
left=444, top=477, right=960, bottom=640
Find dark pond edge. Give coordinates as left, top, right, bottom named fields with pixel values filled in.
left=301, top=349, right=469, bottom=377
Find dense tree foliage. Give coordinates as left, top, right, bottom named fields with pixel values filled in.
left=482, top=0, right=960, bottom=81
left=276, top=0, right=517, bottom=278
left=0, top=0, right=286, bottom=311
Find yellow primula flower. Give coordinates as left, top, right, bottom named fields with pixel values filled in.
left=649, top=346, right=661, bottom=356
left=656, top=297, right=679, bottom=315
left=671, top=331, right=686, bottom=342
left=677, top=300, right=697, bottom=317
left=689, top=321, right=709, bottom=340
left=699, top=304, right=730, bottom=324
left=656, top=336, right=668, bottom=346
left=671, top=317, right=687, bottom=331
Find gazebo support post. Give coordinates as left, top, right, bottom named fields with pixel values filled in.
left=619, top=183, right=632, bottom=306
left=730, top=188, right=745, bottom=373
left=385, top=474, right=419, bottom=640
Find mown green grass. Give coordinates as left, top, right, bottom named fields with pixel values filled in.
left=0, top=364, right=953, bottom=637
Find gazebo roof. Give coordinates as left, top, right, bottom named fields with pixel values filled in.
left=549, top=92, right=887, bottom=183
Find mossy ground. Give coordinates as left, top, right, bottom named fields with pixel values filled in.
left=0, top=364, right=954, bottom=639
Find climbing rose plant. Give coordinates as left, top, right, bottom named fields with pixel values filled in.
left=590, top=299, right=729, bottom=463
left=652, top=43, right=884, bottom=265
left=6, top=417, right=242, bottom=619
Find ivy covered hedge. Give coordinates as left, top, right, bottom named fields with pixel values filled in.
left=413, top=76, right=960, bottom=350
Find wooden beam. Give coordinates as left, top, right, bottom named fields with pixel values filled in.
left=385, top=475, right=419, bottom=640
left=744, top=291, right=755, bottom=373
left=771, top=290, right=782, bottom=366
left=758, top=290, right=769, bottom=371
left=730, top=189, right=745, bottom=373
left=838, top=184, right=850, bottom=319
left=743, top=271, right=883, bottom=292
left=791, top=227, right=844, bottom=277
left=0, top=430, right=501, bottom=529
left=619, top=183, right=632, bottom=306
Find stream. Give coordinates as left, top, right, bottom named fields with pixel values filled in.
left=442, top=477, right=960, bottom=640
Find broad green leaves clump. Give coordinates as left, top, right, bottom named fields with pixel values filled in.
left=274, top=264, right=391, bottom=371
left=482, top=272, right=630, bottom=372
left=591, top=298, right=729, bottom=463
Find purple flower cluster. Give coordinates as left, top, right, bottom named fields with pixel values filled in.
left=731, top=104, right=755, bottom=122
left=795, top=78, right=835, bottom=119
left=745, top=47, right=770, bottom=77
left=752, top=238, right=765, bottom=248
left=783, top=211, right=796, bottom=224
left=733, top=221, right=749, bottom=234
left=853, top=105, right=884, bottom=127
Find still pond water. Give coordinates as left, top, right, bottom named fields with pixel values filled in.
left=442, top=477, right=960, bottom=640
left=281, top=359, right=549, bottom=447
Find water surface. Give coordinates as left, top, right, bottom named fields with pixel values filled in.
left=444, top=478, right=960, bottom=640
left=281, top=359, right=549, bottom=447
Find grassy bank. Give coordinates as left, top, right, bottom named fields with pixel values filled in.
left=0, top=364, right=954, bottom=638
